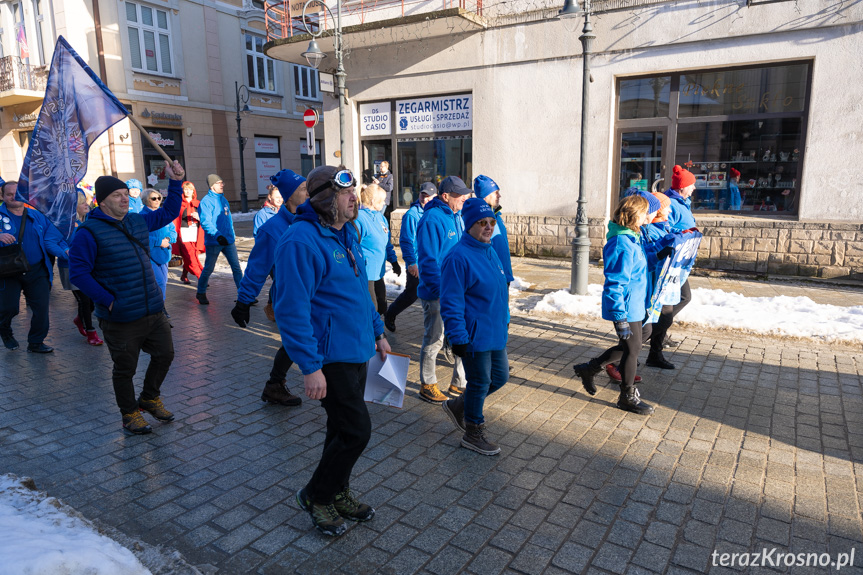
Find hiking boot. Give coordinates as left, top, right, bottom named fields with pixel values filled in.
left=646, top=351, right=675, bottom=370
left=73, top=316, right=87, bottom=337
left=442, top=396, right=465, bottom=433
left=138, top=396, right=174, bottom=422
left=384, top=314, right=396, bottom=333
left=333, top=488, right=375, bottom=522
left=617, top=387, right=655, bottom=415
left=296, top=488, right=347, bottom=536
left=122, top=411, right=153, bottom=435
left=573, top=360, right=602, bottom=396
left=27, top=343, right=53, bottom=353
left=605, top=364, right=641, bottom=383
left=264, top=302, right=276, bottom=322
left=663, top=336, right=681, bottom=349
left=196, top=293, right=209, bottom=305
left=462, top=423, right=500, bottom=456
left=2, top=334, right=19, bottom=350
left=447, top=384, right=463, bottom=397
left=419, top=384, right=448, bottom=404
left=86, top=330, right=104, bottom=346
left=261, top=379, right=302, bottom=406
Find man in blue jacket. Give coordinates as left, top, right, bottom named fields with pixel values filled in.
left=383, top=181, right=436, bottom=332
left=0, top=181, right=70, bottom=353
left=416, top=176, right=470, bottom=403
left=274, top=165, right=390, bottom=537
left=231, top=169, right=307, bottom=407
left=196, top=174, right=244, bottom=305
left=474, top=175, right=514, bottom=284
left=69, top=161, right=185, bottom=435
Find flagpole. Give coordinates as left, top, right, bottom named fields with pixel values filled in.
left=126, top=114, right=173, bottom=164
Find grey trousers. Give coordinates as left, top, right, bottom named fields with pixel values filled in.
left=419, top=298, right=466, bottom=389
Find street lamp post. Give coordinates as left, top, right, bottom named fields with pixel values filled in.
left=301, top=0, right=346, bottom=161
left=559, top=0, right=594, bottom=295
left=235, top=81, right=251, bottom=213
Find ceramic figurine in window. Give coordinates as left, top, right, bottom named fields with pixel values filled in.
left=779, top=151, right=790, bottom=162
left=763, top=149, right=771, bottom=161
left=791, top=149, right=799, bottom=161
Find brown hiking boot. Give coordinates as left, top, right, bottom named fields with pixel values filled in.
left=122, top=411, right=153, bottom=435
left=264, top=302, right=276, bottom=322
left=262, top=379, right=302, bottom=406
left=419, top=384, right=447, bottom=403
left=333, top=488, right=375, bottom=522
left=447, top=384, right=463, bottom=397
left=442, top=396, right=465, bottom=433
left=138, top=396, right=174, bottom=422
left=462, top=423, right=500, bottom=456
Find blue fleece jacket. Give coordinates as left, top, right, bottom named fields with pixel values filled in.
left=69, top=178, right=182, bottom=313
left=199, top=191, right=235, bottom=245
left=602, top=222, right=648, bottom=323
left=663, top=188, right=697, bottom=232
left=142, top=206, right=177, bottom=265
left=491, top=207, right=514, bottom=283
left=0, top=204, right=69, bottom=285
left=128, top=195, right=143, bottom=214
left=253, top=206, right=278, bottom=237
left=273, top=202, right=384, bottom=375
left=399, top=201, right=423, bottom=267
left=440, top=233, right=510, bottom=353
left=356, top=207, right=396, bottom=281
left=237, top=206, right=295, bottom=304
left=416, top=197, right=464, bottom=300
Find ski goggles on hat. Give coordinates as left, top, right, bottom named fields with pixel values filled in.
left=310, top=169, right=356, bottom=197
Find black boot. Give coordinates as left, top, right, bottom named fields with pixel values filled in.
left=617, top=386, right=655, bottom=415
left=646, top=350, right=675, bottom=370
left=573, top=360, right=602, bottom=396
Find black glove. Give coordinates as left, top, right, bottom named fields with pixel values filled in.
left=231, top=301, right=251, bottom=328
left=390, top=260, right=402, bottom=276
left=451, top=343, right=468, bottom=357
left=217, top=235, right=229, bottom=246
left=656, top=246, right=673, bottom=260
left=613, top=321, right=632, bottom=340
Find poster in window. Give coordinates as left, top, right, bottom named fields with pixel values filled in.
left=256, top=157, right=281, bottom=196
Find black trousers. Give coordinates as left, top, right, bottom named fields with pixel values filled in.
left=306, top=362, right=371, bottom=505
left=385, top=272, right=418, bottom=321
left=269, top=346, right=294, bottom=383
left=649, top=279, right=691, bottom=354
left=99, top=312, right=175, bottom=414
left=373, top=278, right=387, bottom=314
left=0, top=261, right=50, bottom=345
left=595, top=322, right=652, bottom=388
left=73, top=290, right=95, bottom=331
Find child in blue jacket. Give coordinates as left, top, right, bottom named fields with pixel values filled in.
left=572, top=194, right=657, bottom=416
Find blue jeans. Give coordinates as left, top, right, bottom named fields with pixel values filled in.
left=462, top=349, right=509, bottom=426
left=198, top=243, right=243, bottom=294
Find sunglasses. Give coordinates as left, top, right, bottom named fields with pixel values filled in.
left=310, top=169, right=356, bottom=196
left=477, top=219, right=497, bottom=228
left=149, top=196, right=163, bottom=202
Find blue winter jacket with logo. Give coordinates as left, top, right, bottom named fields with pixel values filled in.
left=602, top=222, right=649, bottom=323
left=491, top=207, right=514, bottom=283
left=416, top=197, right=464, bottom=300
left=440, top=233, right=510, bottom=353
left=237, top=206, right=295, bottom=304
left=199, top=191, right=236, bottom=245
left=142, top=206, right=177, bottom=265
left=0, top=204, right=69, bottom=285
left=253, top=205, right=278, bottom=237
left=273, top=201, right=385, bottom=375
left=399, top=201, right=423, bottom=267
left=663, top=188, right=697, bottom=232
left=356, top=206, right=396, bottom=281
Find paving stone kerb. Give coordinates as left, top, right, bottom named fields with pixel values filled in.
left=2, top=232, right=862, bottom=574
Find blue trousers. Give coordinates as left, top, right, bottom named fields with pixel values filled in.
left=462, top=349, right=509, bottom=426
left=0, top=261, right=51, bottom=345
left=151, top=262, right=168, bottom=300
left=198, top=243, right=243, bottom=294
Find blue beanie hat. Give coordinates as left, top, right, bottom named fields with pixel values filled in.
left=270, top=169, right=305, bottom=201
left=625, top=187, right=661, bottom=214
left=461, top=197, right=496, bottom=231
left=473, top=175, right=499, bottom=200
left=125, top=178, right=142, bottom=192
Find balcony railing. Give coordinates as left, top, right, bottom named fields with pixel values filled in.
left=264, top=0, right=483, bottom=42
left=0, top=55, right=48, bottom=93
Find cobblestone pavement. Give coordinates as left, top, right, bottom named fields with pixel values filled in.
left=3, top=230, right=862, bottom=574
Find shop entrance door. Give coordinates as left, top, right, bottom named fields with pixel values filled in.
left=362, top=140, right=392, bottom=186
left=614, top=129, right=668, bottom=198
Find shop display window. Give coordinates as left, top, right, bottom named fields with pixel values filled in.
left=618, top=76, right=671, bottom=120
left=396, top=136, right=472, bottom=208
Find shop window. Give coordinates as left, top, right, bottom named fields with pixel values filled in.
left=246, top=34, right=276, bottom=93
left=396, top=137, right=472, bottom=208
left=126, top=1, right=173, bottom=75
left=618, top=76, right=671, bottom=120
left=142, top=129, right=184, bottom=190
left=293, top=64, right=319, bottom=101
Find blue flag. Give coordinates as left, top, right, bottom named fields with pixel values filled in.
left=16, top=36, right=128, bottom=239
left=646, top=230, right=703, bottom=323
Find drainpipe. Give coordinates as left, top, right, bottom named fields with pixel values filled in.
left=91, top=0, right=118, bottom=177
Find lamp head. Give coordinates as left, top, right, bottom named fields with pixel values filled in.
left=558, top=0, right=583, bottom=18
left=302, top=39, right=326, bottom=69
left=242, top=104, right=251, bottom=114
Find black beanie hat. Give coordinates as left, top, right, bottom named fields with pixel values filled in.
left=95, top=176, right=128, bottom=205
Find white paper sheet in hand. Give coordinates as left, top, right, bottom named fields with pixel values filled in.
left=364, top=353, right=410, bottom=408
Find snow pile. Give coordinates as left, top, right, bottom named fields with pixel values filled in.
left=383, top=263, right=406, bottom=298
left=231, top=210, right=259, bottom=222
left=529, top=285, right=863, bottom=344
left=0, top=474, right=151, bottom=575
left=509, top=276, right=531, bottom=295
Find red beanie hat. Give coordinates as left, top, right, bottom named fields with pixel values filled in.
left=671, top=165, right=695, bottom=190
left=730, top=168, right=741, bottom=179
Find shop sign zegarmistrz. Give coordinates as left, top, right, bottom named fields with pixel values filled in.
left=396, top=94, right=472, bottom=135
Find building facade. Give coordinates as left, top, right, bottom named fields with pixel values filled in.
left=0, top=0, right=324, bottom=204
left=265, top=0, right=863, bottom=279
